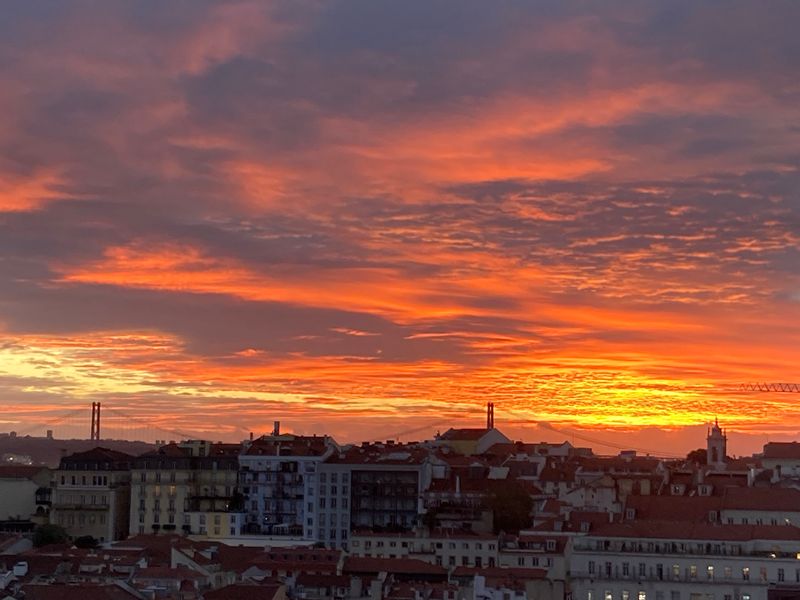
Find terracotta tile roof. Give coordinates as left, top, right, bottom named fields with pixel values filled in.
left=625, top=495, right=722, bottom=522
left=58, top=447, right=133, bottom=469
left=244, top=435, right=330, bottom=457
left=295, top=573, right=350, bottom=587
left=721, top=486, right=800, bottom=511
left=138, top=443, right=191, bottom=458
left=540, top=498, right=567, bottom=513
left=763, top=442, right=800, bottom=460
left=216, top=544, right=267, bottom=573
left=343, top=556, right=447, bottom=576
left=21, top=584, right=141, bottom=600
left=438, top=428, right=491, bottom=441
left=0, top=465, right=49, bottom=479
left=325, top=445, right=428, bottom=465
left=577, top=456, right=661, bottom=473
left=204, top=583, right=283, bottom=600
left=590, top=521, right=800, bottom=542
left=538, top=465, right=576, bottom=483
left=133, top=566, right=205, bottom=580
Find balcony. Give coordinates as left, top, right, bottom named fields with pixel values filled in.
left=572, top=543, right=798, bottom=560
left=573, top=569, right=774, bottom=587
left=52, top=503, right=108, bottom=511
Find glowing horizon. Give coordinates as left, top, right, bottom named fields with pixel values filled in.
left=1, top=2, right=799, bottom=457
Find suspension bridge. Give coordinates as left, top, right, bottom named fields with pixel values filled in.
left=6, top=403, right=223, bottom=444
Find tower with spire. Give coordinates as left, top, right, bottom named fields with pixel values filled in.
left=706, top=417, right=727, bottom=470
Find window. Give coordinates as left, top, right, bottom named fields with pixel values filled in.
left=623, top=563, right=630, bottom=577
left=672, top=565, right=680, bottom=579
left=778, top=569, right=785, bottom=582
left=547, top=539, right=556, bottom=551
left=622, top=592, right=630, bottom=600
left=742, top=567, right=750, bottom=581
left=689, top=565, right=697, bottom=579
left=707, top=565, right=714, bottom=580
left=589, top=561, right=596, bottom=575
left=670, top=593, right=680, bottom=600
left=587, top=592, right=594, bottom=600
left=724, top=567, right=732, bottom=579
left=638, top=592, right=646, bottom=600
left=639, top=563, right=646, bottom=577
left=604, top=591, right=612, bottom=600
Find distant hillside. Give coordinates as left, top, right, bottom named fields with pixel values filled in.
left=0, top=435, right=155, bottom=467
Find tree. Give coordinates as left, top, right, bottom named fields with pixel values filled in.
left=33, top=524, right=68, bottom=547
left=686, top=448, right=707, bottom=465
left=74, top=535, right=98, bottom=549
left=485, top=481, right=534, bottom=534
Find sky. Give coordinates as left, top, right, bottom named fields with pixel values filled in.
left=1, top=1, right=799, bottom=456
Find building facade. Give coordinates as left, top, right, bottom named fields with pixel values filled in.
left=51, top=447, right=133, bottom=542
left=129, top=440, right=242, bottom=538
left=239, top=433, right=334, bottom=541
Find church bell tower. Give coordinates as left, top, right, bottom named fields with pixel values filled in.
left=706, top=417, right=727, bottom=470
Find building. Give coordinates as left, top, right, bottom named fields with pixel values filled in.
left=435, top=429, right=512, bottom=456
left=129, top=440, right=242, bottom=538
left=0, top=465, right=52, bottom=532
left=319, top=443, right=432, bottom=549
left=239, top=431, right=335, bottom=541
left=708, top=419, right=728, bottom=471
left=570, top=521, right=800, bottom=600
left=51, top=447, right=133, bottom=542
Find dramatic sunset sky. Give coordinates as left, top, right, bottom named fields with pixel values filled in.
left=1, top=2, right=799, bottom=455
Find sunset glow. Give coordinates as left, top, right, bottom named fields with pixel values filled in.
left=1, top=2, right=799, bottom=455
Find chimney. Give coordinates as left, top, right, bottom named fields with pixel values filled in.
left=273, top=421, right=280, bottom=436
left=772, top=465, right=782, bottom=484
left=249, top=432, right=254, bottom=441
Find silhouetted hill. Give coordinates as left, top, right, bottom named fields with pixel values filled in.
left=0, top=434, right=155, bottom=467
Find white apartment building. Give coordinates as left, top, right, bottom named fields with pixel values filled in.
left=239, top=432, right=334, bottom=541
left=349, top=530, right=500, bottom=569
left=570, top=522, right=800, bottom=600
left=318, top=443, right=433, bottom=549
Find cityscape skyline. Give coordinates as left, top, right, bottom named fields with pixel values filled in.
left=1, top=3, right=799, bottom=453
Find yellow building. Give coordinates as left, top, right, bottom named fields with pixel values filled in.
left=51, top=447, right=133, bottom=542
left=130, top=440, right=242, bottom=538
